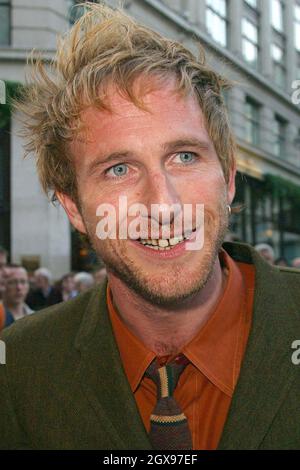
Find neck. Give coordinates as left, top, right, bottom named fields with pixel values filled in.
left=108, top=257, right=226, bottom=356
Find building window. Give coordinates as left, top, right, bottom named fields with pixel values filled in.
left=295, top=3, right=300, bottom=52
left=273, top=115, right=287, bottom=157
left=206, top=0, right=227, bottom=47
left=271, top=0, right=284, bottom=32
left=271, top=43, right=286, bottom=88
left=242, top=18, right=259, bottom=68
left=244, top=97, right=260, bottom=145
left=0, top=0, right=10, bottom=46
left=244, top=0, right=257, bottom=9
left=68, top=0, right=94, bottom=25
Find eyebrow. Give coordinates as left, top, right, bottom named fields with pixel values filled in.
left=87, top=151, right=132, bottom=176
left=87, top=138, right=212, bottom=176
left=162, top=138, right=212, bottom=153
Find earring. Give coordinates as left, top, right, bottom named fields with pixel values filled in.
left=227, top=205, right=232, bottom=216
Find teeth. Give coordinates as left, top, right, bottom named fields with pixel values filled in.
left=157, top=239, right=169, bottom=248
left=137, top=229, right=197, bottom=249
left=169, top=236, right=183, bottom=245
left=138, top=236, right=186, bottom=249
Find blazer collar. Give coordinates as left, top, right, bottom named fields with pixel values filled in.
left=218, top=242, right=300, bottom=449
left=74, top=282, right=152, bottom=449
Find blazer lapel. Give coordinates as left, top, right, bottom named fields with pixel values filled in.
left=74, top=281, right=152, bottom=449
left=218, top=244, right=299, bottom=449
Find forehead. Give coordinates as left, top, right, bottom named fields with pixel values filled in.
left=71, top=80, right=211, bottom=158
left=6, top=267, right=27, bottom=279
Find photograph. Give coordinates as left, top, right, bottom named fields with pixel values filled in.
left=0, top=0, right=299, bottom=454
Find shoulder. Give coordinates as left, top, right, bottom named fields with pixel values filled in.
left=276, top=265, right=300, bottom=275
left=224, top=241, right=300, bottom=276
left=223, top=241, right=300, bottom=300
left=0, top=284, right=104, bottom=361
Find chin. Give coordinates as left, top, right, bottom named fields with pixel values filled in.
left=133, top=279, right=207, bottom=308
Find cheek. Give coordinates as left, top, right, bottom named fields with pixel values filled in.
left=82, top=189, right=143, bottom=233
left=189, top=177, right=226, bottom=206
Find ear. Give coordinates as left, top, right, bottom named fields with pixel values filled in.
left=227, top=161, right=237, bottom=205
left=56, top=192, right=87, bottom=234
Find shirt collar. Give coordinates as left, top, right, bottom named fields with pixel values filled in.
left=107, top=249, right=248, bottom=396
left=107, top=285, right=155, bottom=392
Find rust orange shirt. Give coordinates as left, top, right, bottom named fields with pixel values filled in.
left=107, top=250, right=255, bottom=450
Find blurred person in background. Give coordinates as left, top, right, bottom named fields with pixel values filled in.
left=291, top=257, right=300, bottom=269
left=1, top=265, right=33, bottom=329
left=26, top=267, right=54, bottom=310
left=46, top=272, right=77, bottom=306
left=74, top=272, right=95, bottom=294
left=0, top=247, right=8, bottom=269
left=254, top=243, right=275, bottom=265
left=275, top=257, right=289, bottom=267
left=93, top=266, right=107, bottom=285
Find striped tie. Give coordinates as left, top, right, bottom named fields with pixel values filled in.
left=145, top=357, right=192, bottom=450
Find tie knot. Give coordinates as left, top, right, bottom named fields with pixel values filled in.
left=145, top=357, right=188, bottom=398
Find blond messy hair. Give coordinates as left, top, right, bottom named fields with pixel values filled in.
left=17, top=2, right=236, bottom=203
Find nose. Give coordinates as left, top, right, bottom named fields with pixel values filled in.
left=144, top=171, right=182, bottom=227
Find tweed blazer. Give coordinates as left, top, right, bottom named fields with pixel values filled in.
left=0, top=242, right=299, bottom=449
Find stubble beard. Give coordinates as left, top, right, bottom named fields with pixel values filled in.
left=84, top=199, right=229, bottom=309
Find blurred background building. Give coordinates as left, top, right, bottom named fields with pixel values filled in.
left=1, top=0, right=300, bottom=276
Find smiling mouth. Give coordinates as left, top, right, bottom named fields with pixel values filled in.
left=136, top=228, right=197, bottom=251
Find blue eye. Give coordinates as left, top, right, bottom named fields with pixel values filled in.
left=107, top=163, right=128, bottom=177
left=176, top=152, right=196, bottom=164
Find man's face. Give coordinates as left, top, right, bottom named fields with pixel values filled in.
left=62, top=275, right=75, bottom=293
left=34, top=274, right=49, bottom=290
left=260, top=249, right=274, bottom=265
left=60, top=80, right=235, bottom=307
left=4, top=267, right=30, bottom=306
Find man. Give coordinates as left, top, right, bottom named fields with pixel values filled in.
left=1, top=265, right=33, bottom=329
left=254, top=243, right=275, bottom=265
left=74, top=271, right=95, bottom=294
left=26, top=267, right=54, bottom=310
left=46, top=272, right=77, bottom=305
left=0, top=4, right=299, bottom=450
